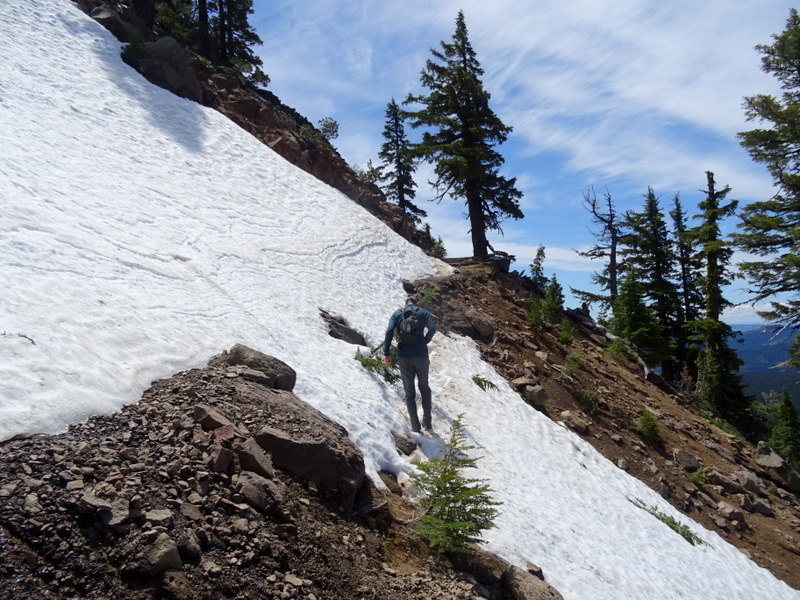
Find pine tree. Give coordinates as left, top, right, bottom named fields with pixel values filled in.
left=690, top=172, right=753, bottom=430
left=619, top=188, right=680, bottom=379
left=611, top=271, right=671, bottom=368
left=735, top=8, right=800, bottom=358
left=670, top=194, right=703, bottom=380
left=378, top=98, right=424, bottom=217
left=155, top=0, right=196, bottom=45
left=211, top=0, right=267, bottom=83
left=406, top=11, right=523, bottom=257
left=154, top=0, right=267, bottom=84
left=410, top=415, right=501, bottom=554
left=529, top=245, right=548, bottom=288
left=769, top=389, right=800, bottom=469
left=573, top=186, right=621, bottom=318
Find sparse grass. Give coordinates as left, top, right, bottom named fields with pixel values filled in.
left=577, top=389, right=603, bottom=415
left=561, top=352, right=582, bottom=379
left=632, top=499, right=710, bottom=547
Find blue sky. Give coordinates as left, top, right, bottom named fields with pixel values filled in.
left=250, top=0, right=794, bottom=323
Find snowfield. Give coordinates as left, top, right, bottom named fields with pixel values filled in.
left=1, top=1, right=798, bottom=598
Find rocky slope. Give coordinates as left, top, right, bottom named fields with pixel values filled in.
left=0, top=345, right=562, bottom=600
left=408, top=259, right=800, bottom=589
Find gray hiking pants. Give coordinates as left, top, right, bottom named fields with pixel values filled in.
left=398, top=354, right=432, bottom=431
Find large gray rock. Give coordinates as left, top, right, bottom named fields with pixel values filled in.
left=146, top=533, right=182, bottom=577
left=320, top=310, right=367, bottom=346
left=232, top=383, right=364, bottom=513
left=672, top=448, right=700, bottom=471
left=236, top=471, right=283, bottom=513
left=755, top=442, right=800, bottom=493
left=465, top=308, right=496, bottom=338
left=129, top=36, right=204, bottom=103
left=503, top=565, right=565, bottom=600
left=225, top=344, right=297, bottom=391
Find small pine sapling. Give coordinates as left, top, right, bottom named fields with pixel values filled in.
left=472, top=375, right=497, bottom=391
left=410, top=415, right=501, bottom=554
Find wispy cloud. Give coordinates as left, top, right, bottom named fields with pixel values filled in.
left=252, top=0, right=791, bottom=310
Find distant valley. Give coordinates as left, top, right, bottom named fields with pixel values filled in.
left=735, top=324, right=798, bottom=407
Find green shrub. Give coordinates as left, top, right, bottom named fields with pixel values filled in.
left=355, top=348, right=398, bottom=383
left=690, top=468, right=709, bottom=485
left=416, top=287, right=439, bottom=310
left=430, top=237, right=447, bottom=258
left=633, top=410, right=661, bottom=441
left=556, top=320, right=575, bottom=345
left=411, top=415, right=501, bottom=555
left=633, top=499, right=709, bottom=547
left=526, top=275, right=564, bottom=328
left=472, top=375, right=497, bottom=392
left=603, top=337, right=637, bottom=361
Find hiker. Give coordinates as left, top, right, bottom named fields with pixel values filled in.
left=383, top=295, right=437, bottom=432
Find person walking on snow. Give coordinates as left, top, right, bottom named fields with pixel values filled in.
left=384, top=295, right=437, bottom=433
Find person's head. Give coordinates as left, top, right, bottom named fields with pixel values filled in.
left=405, top=295, right=418, bottom=306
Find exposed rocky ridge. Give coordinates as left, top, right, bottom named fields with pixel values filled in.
left=0, top=345, right=562, bottom=600
left=406, top=259, right=800, bottom=589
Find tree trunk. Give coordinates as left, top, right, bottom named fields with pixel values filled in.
left=467, top=193, right=488, bottom=257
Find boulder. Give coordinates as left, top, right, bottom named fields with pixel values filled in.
left=130, top=37, right=204, bottom=103
left=89, top=6, right=135, bottom=42
left=755, top=442, right=800, bottom=493
left=235, top=471, right=283, bottom=513
left=225, top=345, right=297, bottom=391
left=522, top=385, right=549, bottom=413
left=193, top=404, right=237, bottom=432
left=733, top=470, right=769, bottom=497
left=465, top=308, right=496, bottom=339
left=503, top=565, right=565, bottom=600
left=232, top=383, right=364, bottom=512
left=560, top=411, right=589, bottom=435
left=320, top=310, right=367, bottom=346
left=146, top=533, right=182, bottom=577
left=233, top=437, right=275, bottom=479
left=672, top=448, right=700, bottom=472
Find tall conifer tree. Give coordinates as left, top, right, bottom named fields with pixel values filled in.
left=735, top=9, right=800, bottom=364
left=619, top=188, right=680, bottom=379
left=406, top=11, right=523, bottom=257
left=378, top=99, right=423, bottom=217
left=689, top=172, right=752, bottom=429
left=573, top=187, right=621, bottom=318
left=611, top=271, right=670, bottom=368
left=670, top=194, right=703, bottom=379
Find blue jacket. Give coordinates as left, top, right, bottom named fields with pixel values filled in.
left=383, top=305, right=436, bottom=358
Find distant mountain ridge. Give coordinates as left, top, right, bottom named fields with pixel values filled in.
left=734, top=324, right=798, bottom=407
left=735, top=324, right=795, bottom=372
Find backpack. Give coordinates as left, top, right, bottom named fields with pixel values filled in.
left=396, top=307, right=425, bottom=345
